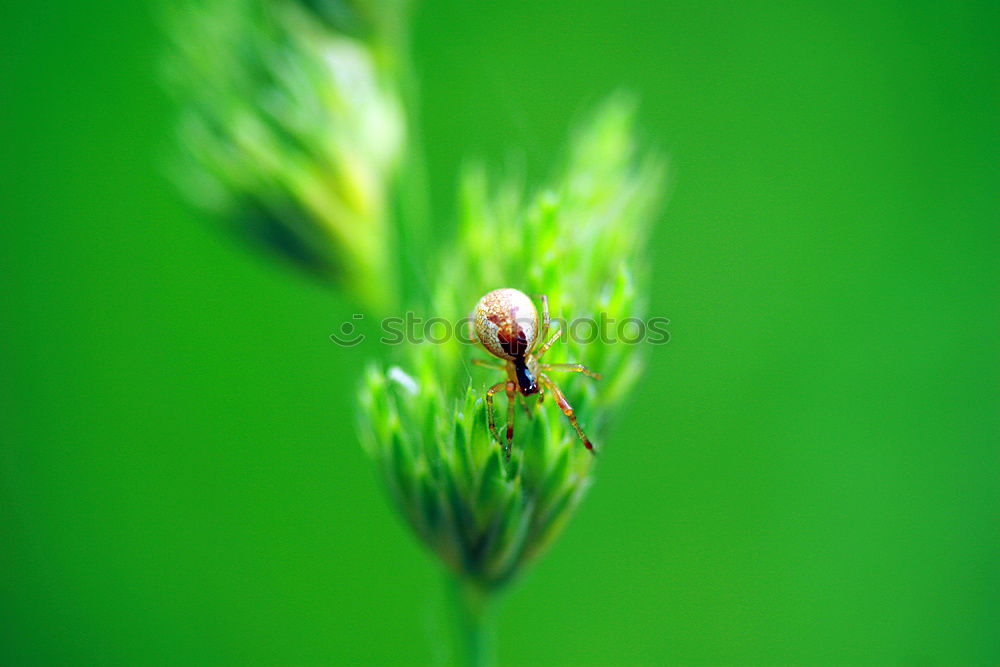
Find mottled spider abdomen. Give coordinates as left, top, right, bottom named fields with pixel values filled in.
left=473, top=288, right=539, bottom=361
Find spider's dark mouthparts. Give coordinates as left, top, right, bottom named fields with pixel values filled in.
left=514, top=357, right=538, bottom=395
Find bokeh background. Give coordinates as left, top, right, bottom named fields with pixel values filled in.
left=2, top=1, right=998, bottom=664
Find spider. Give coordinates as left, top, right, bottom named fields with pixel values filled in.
left=470, top=288, right=601, bottom=459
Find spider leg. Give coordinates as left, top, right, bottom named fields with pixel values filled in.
left=485, top=381, right=507, bottom=447
left=541, top=362, right=602, bottom=380
left=505, top=381, right=517, bottom=459
left=534, top=294, right=550, bottom=353
left=472, top=358, right=506, bottom=371
left=540, top=373, right=595, bottom=454
left=518, top=392, right=534, bottom=418
left=535, top=327, right=563, bottom=358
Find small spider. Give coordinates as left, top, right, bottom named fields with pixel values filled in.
left=471, top=288, right=601, bottom=459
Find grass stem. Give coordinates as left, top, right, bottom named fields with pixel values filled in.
left=450, top=576, right=494, bottom=667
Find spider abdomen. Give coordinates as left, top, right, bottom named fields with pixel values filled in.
left=473, top=288, right=539, bottom=362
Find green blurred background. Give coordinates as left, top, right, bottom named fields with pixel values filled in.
left=2, top=1, right=998, bottom=664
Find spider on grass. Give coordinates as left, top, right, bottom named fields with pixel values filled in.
left=470, top=288, right=601, bottom=459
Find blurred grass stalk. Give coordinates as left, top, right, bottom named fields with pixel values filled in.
left=165, top=0, right=421, bottom=314
left=167, top=2, right=663, bottom=665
